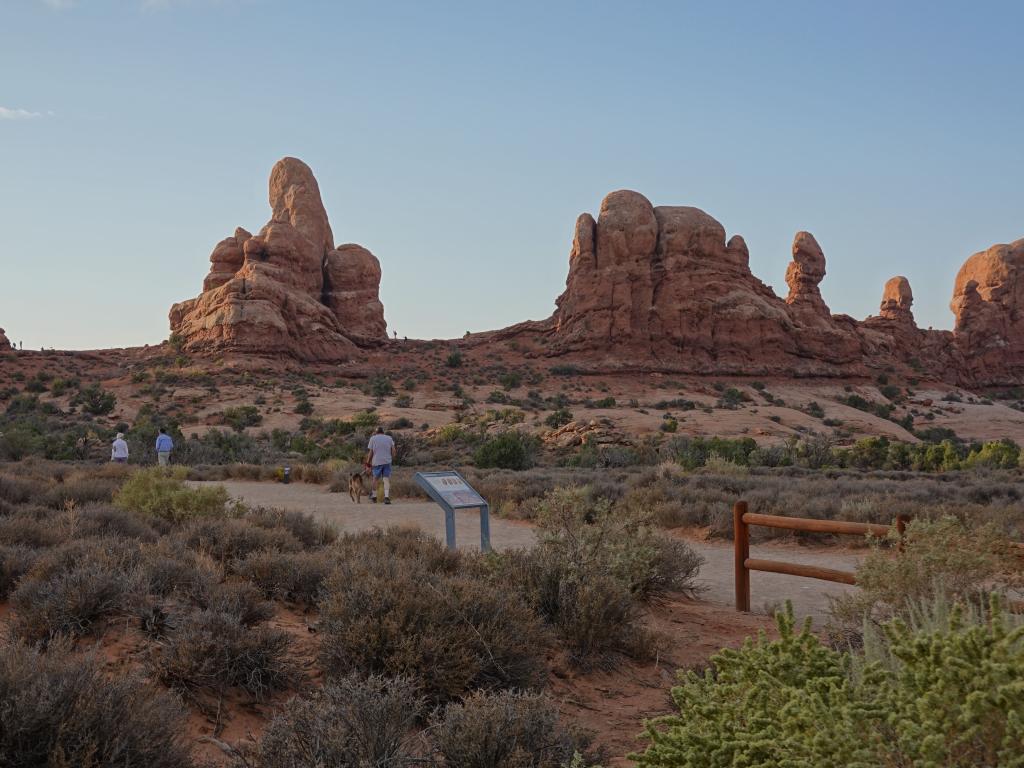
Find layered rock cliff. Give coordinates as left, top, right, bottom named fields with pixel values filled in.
left=169, top=158, right=386, bottom=360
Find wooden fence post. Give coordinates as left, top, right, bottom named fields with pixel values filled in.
left=896, top=514, right=910, bottom=552
left=734, top=500, right=750, bottom=612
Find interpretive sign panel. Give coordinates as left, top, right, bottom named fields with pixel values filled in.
left=414, top=470, right=491, bottom=552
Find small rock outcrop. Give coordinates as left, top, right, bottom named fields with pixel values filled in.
left=169, top=158, right=386, bottom=360
left=0, top=328, right=10, bottom=351
left=785, top=232, right=829, bottom=316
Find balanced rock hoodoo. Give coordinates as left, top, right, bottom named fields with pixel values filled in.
left=169, top=158, right=386, bottom=361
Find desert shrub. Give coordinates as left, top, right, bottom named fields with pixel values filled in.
left=432, top=690, right=585, bottom=768
left=205, top=581, right=275, bottom=626
left=0, top=473, right=40, bottom=505
left=394, top=394, right=413, bottom=408
left=236, top=550, right=335, bottom=606
left=41, top=476, right=121, bottom=508
left=634, top=600, right=1024, bottom=768
left=830, top=516, right=1014, bottom=628
left=498, top=487, right=702, bottom=663
left=138, top=540, right=220, bottom=604
left=114, top=467, right=230, bottom=523
left=318, top=559, right=546, bottom=704
left=0, top=511, right=65, bottom=548
left=154, top=609, right=296, bottom=700
left=245, top=506, right=337, bottom=547
left=446, top=351, right=464, bottom=368
left=473, top=431, right=537, bottom=470
left=351, top=410, right=380, bottom=429
left=180, top=517, right=302, bottom=566
left=294, top=398, right=314, bottom=415
left=73, top=383, right=116, bottom=415
left=0, top=544, right=38, bottom=599
left=75, top=503, right=159, bottom=541
left=253, top=674, right=423, bottom=768
left=368, top=375, right=396, bottom=399
left=545, top=407, right=574, bottom=429
left=11, top=560, right=137, bottom=642
left=336, top=526, right=463, bottom=575
left=0, top=641, right=190, bottom=768
left=222, top=405, right=263, bottom=431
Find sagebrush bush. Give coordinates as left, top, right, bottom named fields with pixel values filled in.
left=138, top=539, right=220, bottom=604
left=205, top=581, right=275, bottom=626
left=75, top=503, right=159, bottom=541
left=499, top=487, right=702, bottom=663
left=431, top=690, right=587, bottom=768
left=252, top=674, right=423, bottom=767
left=154, top=609, right=296, bottom=700
left=635, top=600, right=1024, bottom=768
left=180, top=517, right=302, bottom=566
left=114, top=467, right=229, bottom=522
left=0, top=641, right=191, bottom=768
left=11, top=561, right=136, bottom=642
left=235, top=550, right=335, bottom=606
left=318, top=557, right=546, bottom=703
left=0, top=544, right=37, bottom=599
left=830, top=516, right=1016, bottom=629
left=335, top=526, right=462, bottom=575
left=245, top=506, right=337, bottom=547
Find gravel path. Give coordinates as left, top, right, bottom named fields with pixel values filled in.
left=197, top=480, right=862, bottom=622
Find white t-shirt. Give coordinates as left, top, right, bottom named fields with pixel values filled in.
left=367, top=433, right=395, bottom=466
left=111, top=438, right=129, bottom=459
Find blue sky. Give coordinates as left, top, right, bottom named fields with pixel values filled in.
left=1, top=0, right=1022, bottom=349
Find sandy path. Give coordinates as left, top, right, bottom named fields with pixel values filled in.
left=196, top=480, right=861, bottom=622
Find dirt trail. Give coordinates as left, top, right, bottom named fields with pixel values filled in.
left=197, top=480, right=862, bottom=622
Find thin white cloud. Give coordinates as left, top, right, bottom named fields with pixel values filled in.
left=0, top=107, right=44, bottom=121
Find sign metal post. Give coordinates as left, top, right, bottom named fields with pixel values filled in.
left=414, top=470, right=491, bottom=552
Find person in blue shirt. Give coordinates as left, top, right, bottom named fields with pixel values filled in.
left=155, top=428, right=174, bottom=466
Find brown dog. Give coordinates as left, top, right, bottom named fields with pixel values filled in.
left=348, top=471, right=368, bottom=503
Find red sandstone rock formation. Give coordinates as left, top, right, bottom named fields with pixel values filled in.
left=0, top=328, right=10, bottom=351
left=481, top=188, right=1023, bottom=385
left=169, top=158, right=386, bottom=360
left=950, top=239, right=1024, bottom=384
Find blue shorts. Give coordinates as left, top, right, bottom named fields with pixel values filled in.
left=371, top=464, right=392, bottom=479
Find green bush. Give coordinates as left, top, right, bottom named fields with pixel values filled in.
left=73, top=383, right=116, bottom=415
left=545, top=407, right=573, bottom=429
left=113, top=468, right=229, bottom=523
left=473, top=431, right=537, bottom=471
left=634, top=600, right=1024, bottom=768
left=222, top=405, right=262, bottom=432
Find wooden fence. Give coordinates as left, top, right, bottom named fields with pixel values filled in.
left=732, top=500, right=908, bottom=612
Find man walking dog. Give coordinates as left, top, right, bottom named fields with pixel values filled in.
left=365, top=426, right=395, bottom=504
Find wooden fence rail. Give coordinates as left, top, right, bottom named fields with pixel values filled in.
left=733, top=500, right=908, bottom=612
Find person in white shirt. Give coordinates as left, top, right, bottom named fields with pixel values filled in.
left=111, top=433, right=129, bottom=463
left=364, top=426, right=396, bottom=504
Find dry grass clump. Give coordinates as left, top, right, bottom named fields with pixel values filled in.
left=431, top=690, right=592, bottom=768
left=251, top=674, right=424, bottom=767
left=319, top=533, right=547, bottom=704
left=0, top=641, right=191, bottom=768
left=335, top=526, right=463, bottom=575
left=153, top=608, right=297, bottom=701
